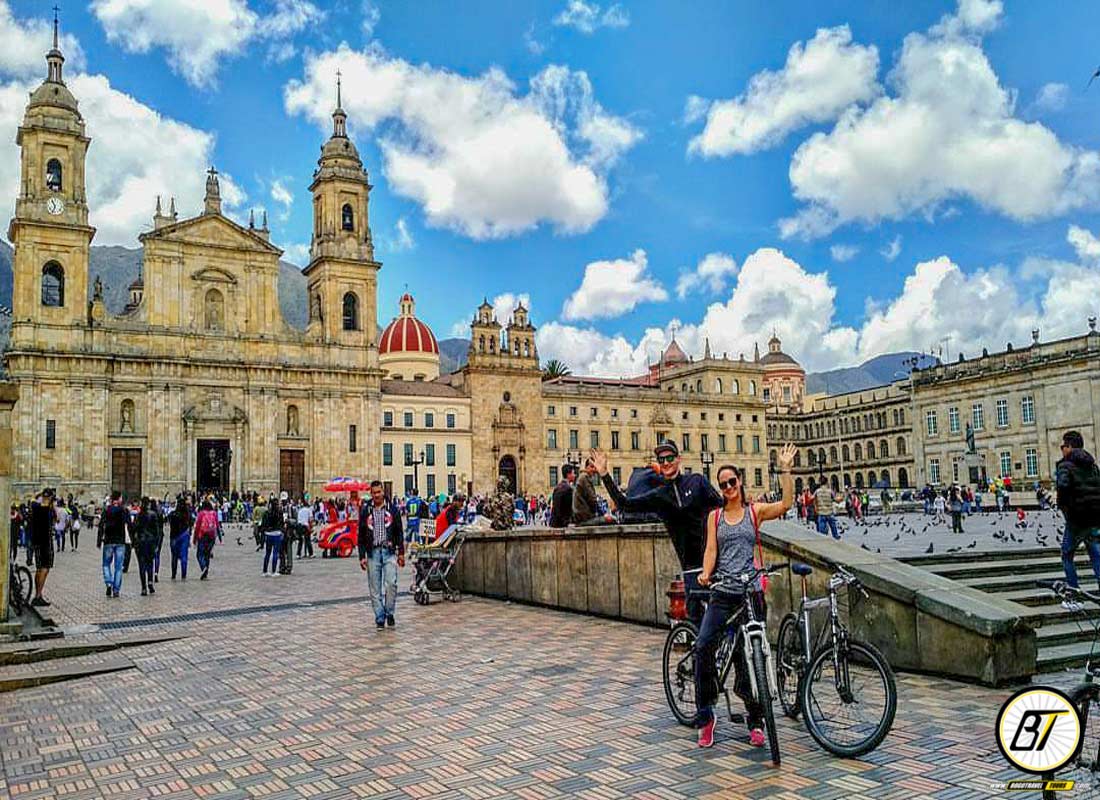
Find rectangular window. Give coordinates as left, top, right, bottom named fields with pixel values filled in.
left=1021, top=396, right=1035, bottom=425
left=700, top=412, right=707, bottom=421
left=783, top=386, right=792, bottom=402
left=404, top=411, right=413, bottom=428
left=754, top=468, right=763, bottom=487
left=972, top=403, right=985, bottom=431
left=718, top=434, right=727, bottom=452
left=682, top=411, right=689, bottom=421
left=569, top=406, right=577, bottom=417
left=631, top=431, right=640, bottom=450
left=426, top=474, right=436, bottom=496
left=569, top=429, right=579, bottom=449
left=349, top=424, right=357, bottom=453
left=548, top=405, right=556, bottom=417
left=549, top=466, right=559, bottom=486
left=656, top=431, right=666, bottom=445
left=999, top=450, right=1012, bottom=478
left=630, top=409, right=638, bottom=419
left=611, top=408, right=619, bottom=418
left=736, top=434, right=744, bottom=453
left=590, top=407, right=598, bottom=417
left=752, top=415, right=758, bottom=423
left=929, top=458, right=940, bottom=484
left=700, top=433, right=709, bottom=452
left=446, top=444, right=456, bottom=467
left=382, top=442, right=393, bottom=466
left=383, top=411, right=393, bottom=427
left=611, top=430, right=620, bottom=450
left=1026, top=447, right=1039, bottom=478
left=447, top=474, right=457, bottom=495
left=752, top=435, right=760, bottom=454
left=718, top=413, right=725, bottom=422
left=404, top=443, right=414, bottom=467
left=404, top=474, right=414, bottom=493
left=547, top=429, right=558, bottom=449
left=446, top=413, right=456, bottom=429
left=926, top=409, right=938, bottom=436
left=952, top=461, right=960, bottom=484
left=425, top=412, right=434, bottom=428
left=590, top=430, right=600, bottom=448
left=45, top=419, right=56, bottom=450
left=763, top=387, right=771, bottom=403
left=948, top=406, right=960, bottom=434
left=612, top=466, right=622, bottom=485
left=682, top=433, right=690, bottom=452
left=995, top=398, right=1009, bottom=428
left=736, top=414, right=742, bottom=422
left=425, top=444, right=435, bottom=467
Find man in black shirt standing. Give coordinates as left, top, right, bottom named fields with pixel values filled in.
left=98, top=491, right=130, bottom=598
left=549, top=464, right=577, bottom=528
left=29, top=489, right=56, bottom=607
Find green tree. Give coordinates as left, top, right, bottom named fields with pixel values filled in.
left=542, top=359, right=571, bottom=381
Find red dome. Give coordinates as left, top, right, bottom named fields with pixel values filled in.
left=380, top=315, right=439, bottom=355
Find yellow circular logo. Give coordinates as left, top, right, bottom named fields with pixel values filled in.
left=996, top=687, right=1083, bottom=774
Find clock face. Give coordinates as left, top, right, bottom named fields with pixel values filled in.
left=46, top=197, right=64, bottom=216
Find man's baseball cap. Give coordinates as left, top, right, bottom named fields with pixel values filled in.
left=654, top=440, right=680, bottom=458
left=279, top=491, right=289, bottom=502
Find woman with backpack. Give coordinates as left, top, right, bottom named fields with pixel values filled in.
left=261, top=496, right=286, bottom=577
left=193, top=500, right=219, bottom=580
left=169, top=496, right=193, bottom=580
left=134, top=497, right=161, bottom=596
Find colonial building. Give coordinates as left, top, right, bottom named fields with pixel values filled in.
left=6, top=34, right=385, bottom=500
left=911, top=327, right=1100, bottom=489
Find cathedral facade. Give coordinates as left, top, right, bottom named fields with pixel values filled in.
left=7, top=35, right=384, bottom=501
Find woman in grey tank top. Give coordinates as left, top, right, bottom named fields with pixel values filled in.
left=693, top=444, right=796, bottom=749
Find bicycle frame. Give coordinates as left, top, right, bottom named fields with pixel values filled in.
left=793, top=569, right=857, bottom=703
left=712, top=586, right=778, bottom=703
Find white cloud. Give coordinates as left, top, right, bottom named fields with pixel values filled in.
left=492, top=293, right=531, bottom=328
left=880, top=235, right=902, bottom=261
left=393, top=217, right=414, bottom=250
left=284, top=46, right=640, bottom=239
left=0, top=1, right=85, bottom=79
left=90, top=0, right=322, bottom=88
left=524, top=23, right=545, bottom=56
left=675, top=252, right=738, bottom=299
left=553, top=1, right=629, bottom=34
left=688, top=26, right=879, bottom=157
left=361, top=1, right=380, bottom=38
left=780, top=1, right=1100, bottom=239
left=269, top=178, right=293, bottom=222
left=280, top=242, right=310, bottom=265
left=1035, top=82, right=1069, bottom=113
left=562, top=249, right=668, bottom=321
left=830, top=244, right=859, bottom=262
left=1068, top=224, right=1100, bottom=261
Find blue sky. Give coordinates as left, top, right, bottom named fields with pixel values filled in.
left=3, top=0, right=1100, bottom=375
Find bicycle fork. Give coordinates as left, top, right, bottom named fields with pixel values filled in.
left=742, top=621, right=778, bottom=702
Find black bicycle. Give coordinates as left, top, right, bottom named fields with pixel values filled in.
left=8, top=559, right=32, bottom=615
left=774, top=562, right=897, bottom=757
left=1037, top=579, right=1100, bottom=799
left=662, top=563, right=787, bottom=765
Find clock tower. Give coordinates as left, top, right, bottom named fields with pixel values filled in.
left=8, top=11, right=94, bottom=335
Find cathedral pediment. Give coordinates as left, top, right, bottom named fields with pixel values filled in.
left=139, top=213, right=283, bottom=255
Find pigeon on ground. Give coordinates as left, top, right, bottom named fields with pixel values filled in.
left=861, top=543, right=870, bottom=551
left=894, top=533, right=900, bottom=542
left=925, top=542, right=934, bottom=554
left=967, top=541, right=977, bottom=549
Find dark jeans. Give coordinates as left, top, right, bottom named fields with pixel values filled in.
left=296, top=525, right=314, bottom=557
left=136, top=540, right=156, bottom=591
left=171, top=532, right=189, bottom=579
left=683, top=571, right=706, bottom=627
left=1062, top=525, right=1100, bottom=590
left=70, top=527, right=79, bottom=549
left=263, top=533, right=283, bottom=574
left=816, top=514, right=839, bottom=539
left=123, top=542, right=132, bottom=572
left=694, top=590, right=765, bottom=727
left=196, top=537, right=214, bottom=574
left=951, top=511, right=963, bottom=533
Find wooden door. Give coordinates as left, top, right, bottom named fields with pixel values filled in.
left=280, top=449, right=305, bottom=499
left=111, top=448, right=142, bottom=502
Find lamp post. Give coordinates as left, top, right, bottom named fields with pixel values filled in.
left=769, top=461, right=778, bottom=499
left=700, top=450, right=714, bottom=481
left=565, top=449, right=583, bottom=469
left=407, top=449, right=426, bottom=494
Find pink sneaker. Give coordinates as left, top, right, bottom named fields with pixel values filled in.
left=749, top=728, right=766, bottom=748
left=698, top=716, right=716, bottom=748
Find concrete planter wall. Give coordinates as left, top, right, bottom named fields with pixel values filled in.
left=452, top=520, right=1038, bottom=687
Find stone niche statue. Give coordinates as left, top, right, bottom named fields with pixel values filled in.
left=486, top=475, right=515, bottom=531
left=286, top=405, right=300, bottom=436
left=120, top=399, right=134, bottom=433
left=965, top=421, right=976, bottom=454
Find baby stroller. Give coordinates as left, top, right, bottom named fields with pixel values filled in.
left=409, top=522, right=466, bottom=605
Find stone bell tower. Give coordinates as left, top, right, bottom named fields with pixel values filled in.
left=8, top=10, right=94, bottom=337
left=303, top=72, right=380, bottom=349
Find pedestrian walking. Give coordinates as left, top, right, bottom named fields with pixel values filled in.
left=814, top=481, right=840, bottom=540
left=169, top=496, right=192, bottom=580
left=29, top=489, right=56, bottom=607
left=134, top=497, right=159, bottom=596
left=193, top=500, right=219, bottom=580
left=98, top=491, right=129, bottom=598
left=949, top=486, right=964, bottom=533
left=296, top=499, right=314, bottom=558
left=1056, top=429, right=1100, bottom=611
left=261, top=496, right=285, bottom=577
left=53, top=499, right=68, bottom=553
left=69, top=501, right=81, bottom=550
left=358, top=480, right=405, bottom=629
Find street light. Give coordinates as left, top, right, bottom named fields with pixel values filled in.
left=700, top=450, right=714, bottom=481
left=768, top=461, right=778, bottom=499
left=407, top=448, right=426, bottom=494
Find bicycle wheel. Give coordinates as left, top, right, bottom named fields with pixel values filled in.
left=9, top=565, right=31, bottom=614
left=776, top=613, right=802, bottom=719
left=1046, top=682, right=1100, bottom=799
left=662, top=621, right=698, bottom=727
left=749, top=638, right=781, bottom=766
left=800, top=638, right=896, bottom=758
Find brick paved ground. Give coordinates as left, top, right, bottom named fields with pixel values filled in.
left=0, top=521, right=1076, bottom=799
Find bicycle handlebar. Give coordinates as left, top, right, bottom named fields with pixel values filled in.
left=711, top=562, right=789, bottom=590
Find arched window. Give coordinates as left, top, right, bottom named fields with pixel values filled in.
left=204, top=288, right=224, bottom=331
left=46, top=159, right=63, bottom=192
left=479, top=335, right=485, bottom=352
left=843, top=472, right=851, bottom=487
left=818, top=448, right=826, bottom=465
left=794, top=451, right=802, bottom=467
left=41, top=261, right=64, bottom=306
left=808, top=450, right=816, bottom=466
left=854, top=443, right=863, bottom=461
left=341, top=203, right=354, bottom=231
left=342, top=292, right=359, bottom=330
left=731, top=379, right=739, bottom=394
left=897, top=436, right=907, bottom=456
left=715, top=378, right=723, bottom=393
left=696, top=379, right=703, bottom=393
left=830, top=446, right=838, bottom=463
left=681, top=382, right=687, bottom=393
left=842, top=444, right=850, bottom=462
left=880, top=439, right=889, bottom=457
left=898, top=467, right=910, bottom=488
left=867, top=441, right=876, bottom=459
left=855, top=473, right=864, bottom=488
left=898, top=409, right=905, bottom=425
left=880, top=469, right=891, bottom=487
left=769, top=449, right=777, bottom=464
left=867, top=471, right=876, bottom=487
left=749, top=380, right=756, bottom=396
left=523, top=340, right=530, bottom=357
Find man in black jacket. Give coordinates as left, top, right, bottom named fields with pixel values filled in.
left=591, top=440, right=721, bottom=622
left=549, top=464, right=577, bottom=528
left=358, top=481, right=405, bottom=629
left=1057, top=430, right=1100, bottom=608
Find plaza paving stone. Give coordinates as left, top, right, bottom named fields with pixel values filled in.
left=0, top=521, right=1079, bottom=799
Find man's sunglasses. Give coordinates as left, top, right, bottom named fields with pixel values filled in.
left=655, top=454, right=678, bottom=464
left=718, top=476, right=740, bottom=491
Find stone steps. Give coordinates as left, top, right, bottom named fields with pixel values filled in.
left=904, top=553, right=1090, bottom=581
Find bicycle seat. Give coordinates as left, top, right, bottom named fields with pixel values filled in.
left=791, top=562, right=813, bottom=577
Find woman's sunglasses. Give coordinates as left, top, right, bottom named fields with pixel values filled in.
left=718, top=476, right=740, bottom=490
left=655, top=454, right=678, bottom=464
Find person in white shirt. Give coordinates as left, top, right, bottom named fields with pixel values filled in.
left=53, top=502, right=69, bottom=552
left=296, top=501, right=314, bottom=558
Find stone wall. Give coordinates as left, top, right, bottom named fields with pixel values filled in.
left=452, top=520, right=1038, bottom=686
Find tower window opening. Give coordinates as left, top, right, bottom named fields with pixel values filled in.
left=41, top=261, right=64, bottom=307
left=342, top=292, right=359, bottom=331
left=341, top=204, right=354, bottom=231
left=46, top=159, right=62, bottom=192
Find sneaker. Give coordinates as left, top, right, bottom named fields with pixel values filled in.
left=1063, top=600, right=1084, bottom=612
left=698, top=716, right=716, bottom=748
left=141, top=589, right=148, bottom=596
left=386, top=614, right=395, bottom=628
left=376, top=621, right=385, bottom=630
left=106, top=586, right=112, bottom=597
left=154, top=575, right=159, bottom=583
left=749, top=728, right=766, bottom=748
left=31, top=597, right=49, bottom=607
left=149, top=585, right=155, bottom=595
left=112, top=590, right=120, bottom=598
left=200, top=570, right=208, bottom=580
